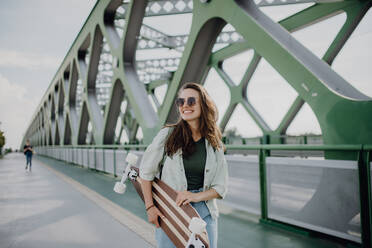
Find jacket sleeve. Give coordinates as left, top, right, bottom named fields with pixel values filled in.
left=210, top=148, right=229, bottom=199
left=139, top=127, right=170, bottom=181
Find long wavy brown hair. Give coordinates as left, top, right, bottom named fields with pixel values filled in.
left=165, top=82, right=223, bottom=157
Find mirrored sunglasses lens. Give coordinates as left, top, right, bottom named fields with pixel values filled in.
left=187, top=97, right=196, bottom=106
left=176, top=98, right=185, bottom=107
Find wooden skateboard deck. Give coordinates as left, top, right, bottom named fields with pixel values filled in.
left=129, top=166, right=209, bottom=248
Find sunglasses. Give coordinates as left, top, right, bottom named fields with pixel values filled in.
left=175, top=97, right=197, bottom=107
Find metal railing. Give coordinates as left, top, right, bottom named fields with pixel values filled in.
left=35, top=144, right=371, bottom=247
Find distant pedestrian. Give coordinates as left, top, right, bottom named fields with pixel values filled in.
left=23, top=140, right=33, bottom=171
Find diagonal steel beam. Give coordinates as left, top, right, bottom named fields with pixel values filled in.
left=255, top=0, right=326, bottom=7
left=121, top=0, right=159, bottom=141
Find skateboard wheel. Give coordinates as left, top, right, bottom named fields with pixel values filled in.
left=189, top=217, right=206, bottom=234
left=114, top=182, right=126, bottom=194
left=128, top=169, right=138, bottom=180
left=126, top=153, right=138, bottom=165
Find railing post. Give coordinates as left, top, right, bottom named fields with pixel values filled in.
left=367, top=150, right=372, bottom=248
left=113, top=148, right=117, bottom=177
left=94, top=147, right=97, bottom=170
left=259, top=148, right=268, bottom=220
left=81, top=147, right=83, bottom=166
left=103, top=148, right=106, bottom=172
left=358, top=147, right=371, bottom=247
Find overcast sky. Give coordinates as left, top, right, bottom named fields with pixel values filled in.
left=0, top=1, right=371, bottom=149
left=0, top=0, right=97, bottom=149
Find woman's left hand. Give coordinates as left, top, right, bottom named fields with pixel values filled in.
left=176, top=191, right=200, bottom=206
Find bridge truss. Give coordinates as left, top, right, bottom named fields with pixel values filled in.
left=22, top=0, right=372, bottom=246
left=23, top=0, right=372, bottom=148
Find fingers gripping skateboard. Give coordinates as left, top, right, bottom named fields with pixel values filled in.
left=113, top=153, right=139, bottom=194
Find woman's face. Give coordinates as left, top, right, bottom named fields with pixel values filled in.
left=177, top=88, right=202, bottom=123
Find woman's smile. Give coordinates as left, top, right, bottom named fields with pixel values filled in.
left=182, top=109, right=193, bottom=114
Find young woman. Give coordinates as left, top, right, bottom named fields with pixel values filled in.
left=139, top=82, right=228, bottom=248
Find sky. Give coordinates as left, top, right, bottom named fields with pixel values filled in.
left=0, top=0, right=97, bottom=149
left=0, top=1, right=371, bottom=149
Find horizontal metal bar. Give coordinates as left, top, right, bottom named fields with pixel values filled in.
left=255, top=0, right=318, bottom=7
left=37, top=143, right=367, bottom=151
left=364, top=145, right=372, bottom=150
left=45, top=144, right=148, bottom=150
left=227, top=144, right=363, bottom=151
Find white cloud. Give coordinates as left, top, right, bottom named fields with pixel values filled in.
left=0, top=74, right=39, bottom=149
left=0, top=50, right=60, bottom=70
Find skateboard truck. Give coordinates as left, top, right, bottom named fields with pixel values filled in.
left=113, top=153, right=139, bottom=194
left=186, top=217, right=207, bottom=248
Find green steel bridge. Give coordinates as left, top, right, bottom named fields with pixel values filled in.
left=19, top=0, right=372, bottom=247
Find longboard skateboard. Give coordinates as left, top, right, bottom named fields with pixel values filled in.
left=114, top=153, right=209, bottom=248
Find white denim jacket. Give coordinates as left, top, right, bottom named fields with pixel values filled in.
left=139, top=127, right=228, bottom=219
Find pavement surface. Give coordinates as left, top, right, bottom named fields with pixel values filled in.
left=0, top=153, right=154, bottom=248
left=0, top=153, right=351, bottom=248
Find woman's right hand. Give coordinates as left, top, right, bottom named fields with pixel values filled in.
left=146, top=206, right=165, bottom=228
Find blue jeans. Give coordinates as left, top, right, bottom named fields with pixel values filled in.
left=26, top=155, right=32, bottom=169
left=155, top=190, right=218, bottom=248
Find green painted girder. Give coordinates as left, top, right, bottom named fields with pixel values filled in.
left=274, top=2, right=369, bottom=137
left=22, top=0, right=372, bottom=157
left=275, top=96, right=305, bottom=135
left=201, top=1, right=372, bottom=152
left=190, top=3, right=372, bottom=245
left=214, top=55, right=271, bottom=133
left=146, top=79, right=169, bottom=92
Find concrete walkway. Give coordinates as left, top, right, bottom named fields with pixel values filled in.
left=0, top=153, right=154, bottom=248
left=0, top=153, right=351, bottom=248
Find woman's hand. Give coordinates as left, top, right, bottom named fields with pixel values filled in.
left=146, top=206, right=164, bottom=228
left=141, top=179, right=164, bottom=228
left=176, top=191, right=201, bottom=206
